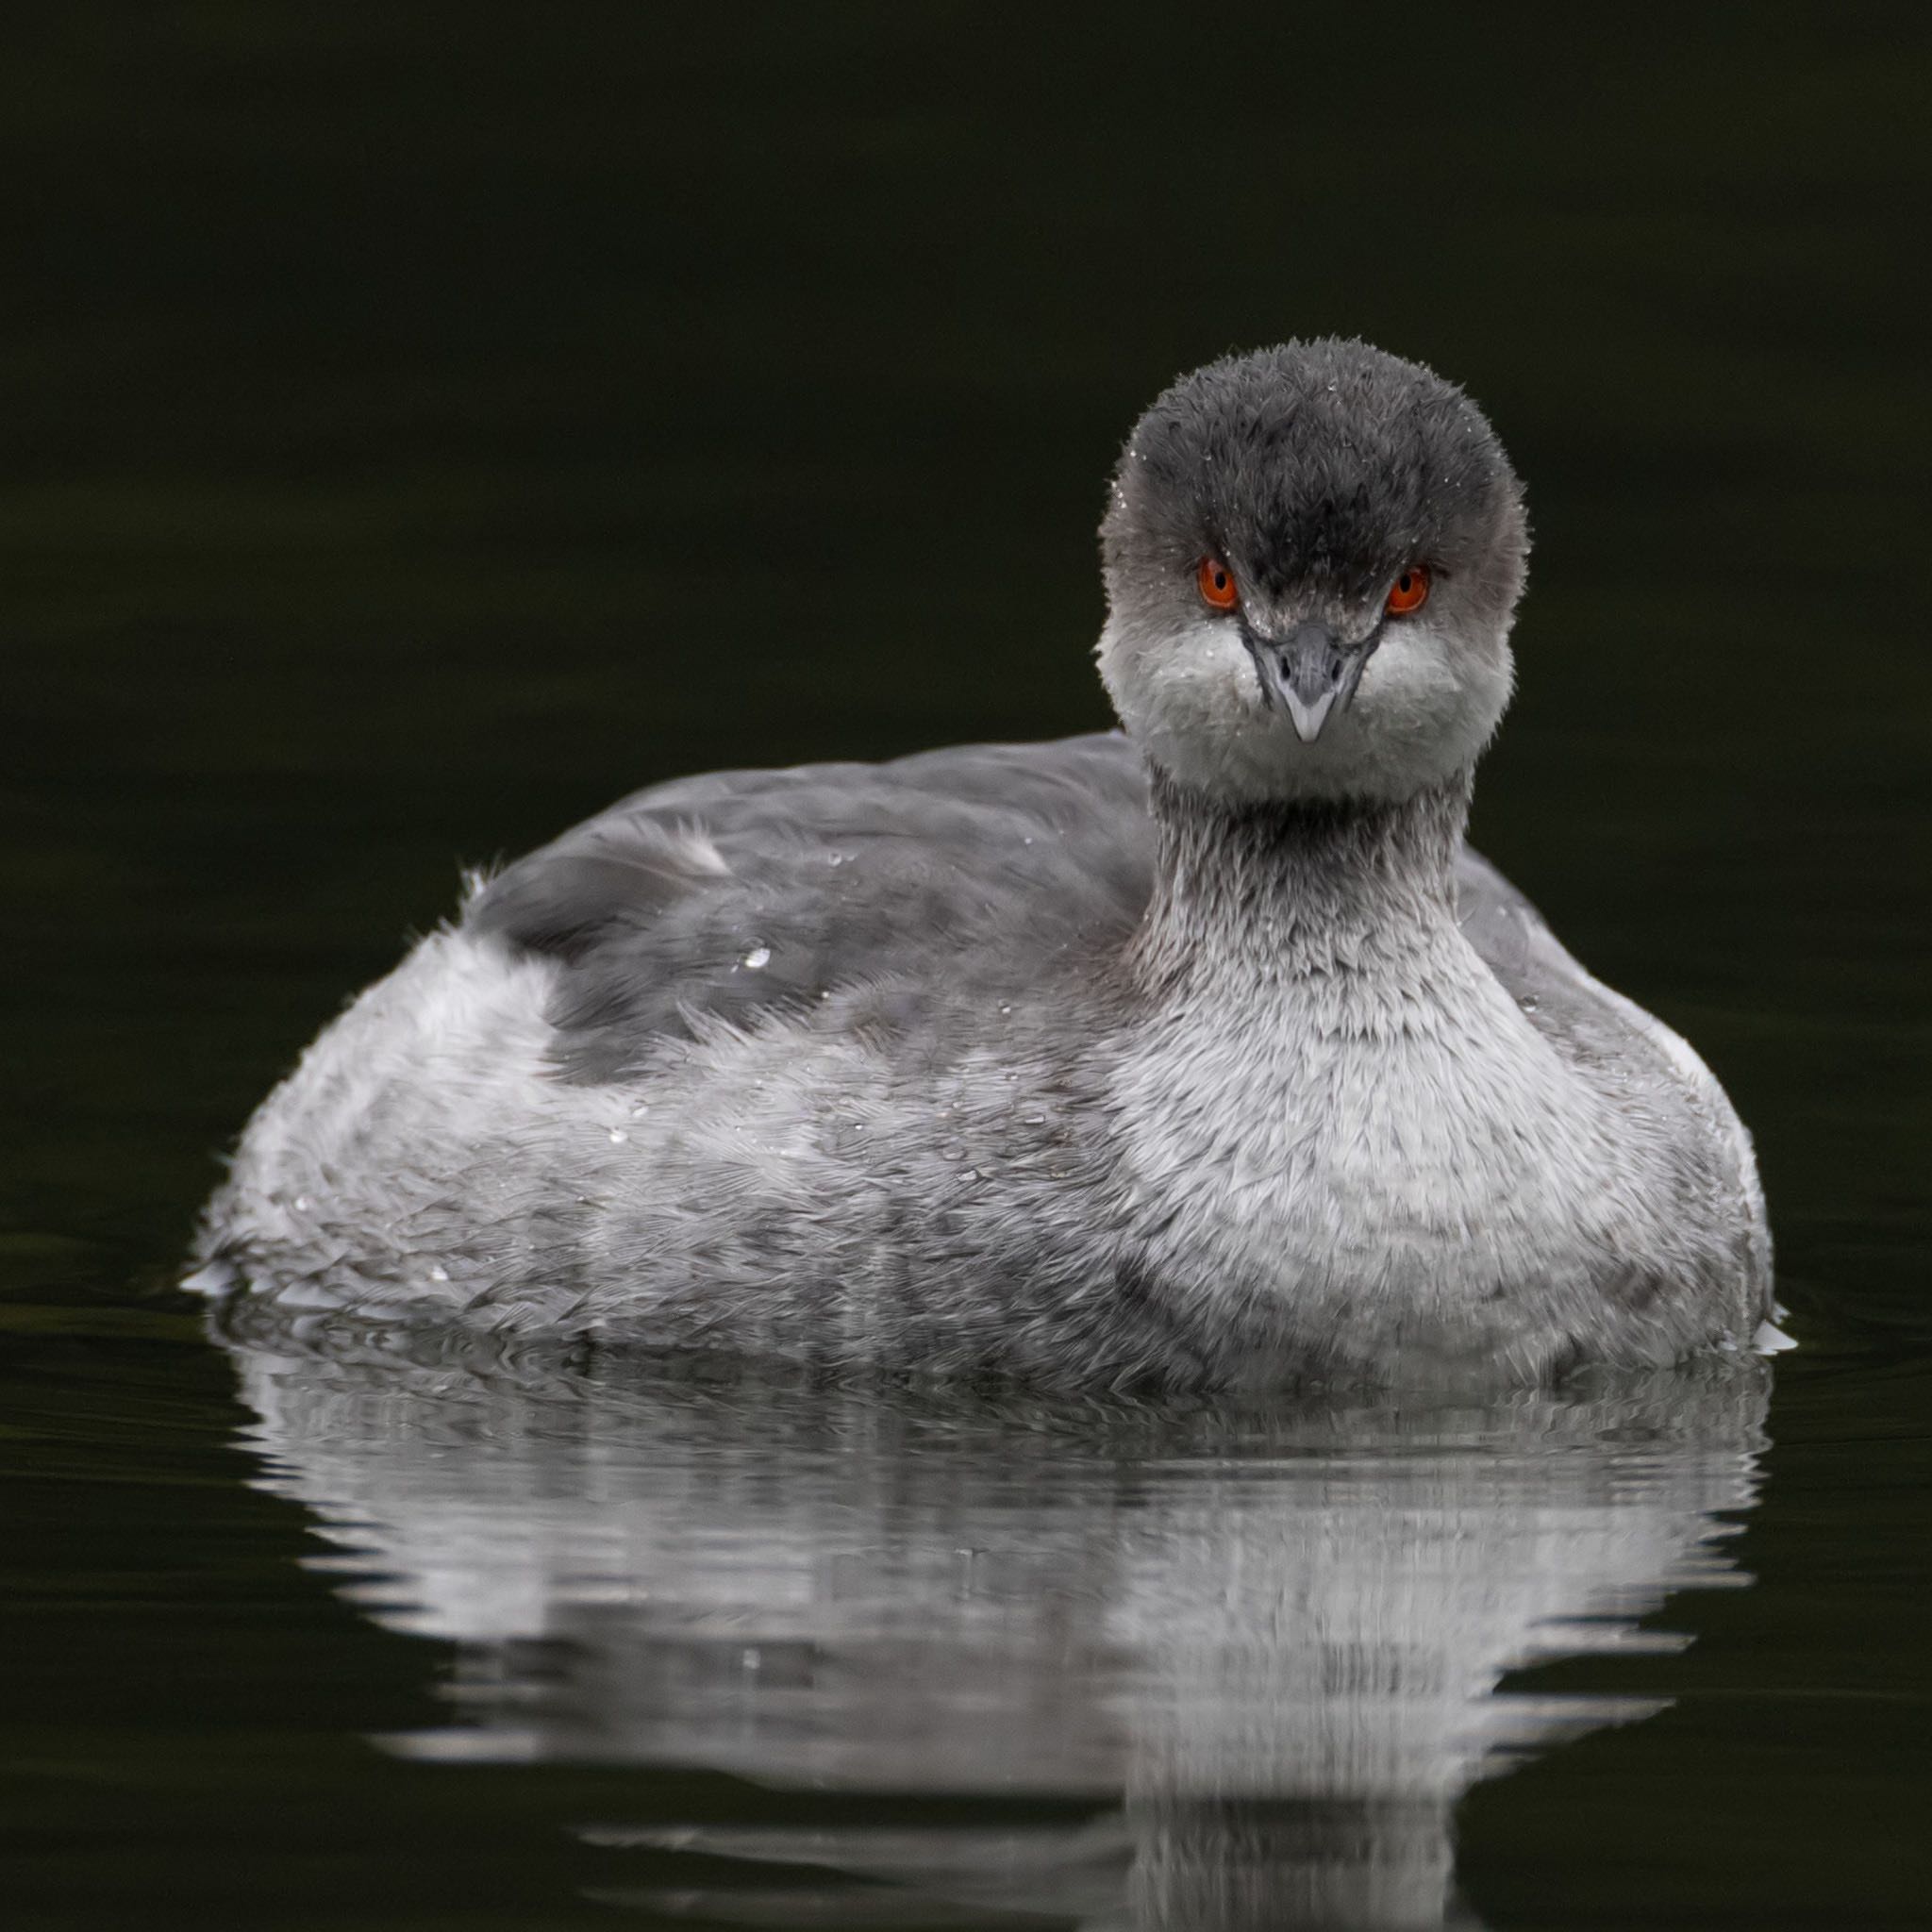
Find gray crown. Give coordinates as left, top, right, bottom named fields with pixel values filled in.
left=1103, top=338, right=1527, bottom=617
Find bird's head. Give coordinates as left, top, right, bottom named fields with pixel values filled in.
left=1098, top=340, right=1529, bottom=804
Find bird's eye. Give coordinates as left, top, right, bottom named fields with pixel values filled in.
left=1196, top=556, right=1240, bottom=611
left=1385, top=566, right=1431, bottom=616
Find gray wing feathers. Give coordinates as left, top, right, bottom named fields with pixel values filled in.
left=1454, top=848, right=1625, bottom=1044
left=1453, top=849, right=1572, bottom=996
left=467, top=734, right=1154, bottom=1075
left=469, top=728, right=1585, bottom=1081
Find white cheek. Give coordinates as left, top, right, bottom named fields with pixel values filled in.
left=1099, top=610, right=1514, bottom=803
left=1098, top=616, right=1286, bottom=798
left=1352, top=621, right=1513, bottom=780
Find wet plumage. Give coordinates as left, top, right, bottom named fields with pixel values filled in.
left=196, top=340, right=1772, bottom=1386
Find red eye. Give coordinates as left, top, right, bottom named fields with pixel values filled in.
left=1385, top=566, right=1431, bottom=616
left=1197, top=556, right=1239, bottom=611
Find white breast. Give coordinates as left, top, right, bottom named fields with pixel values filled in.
left=1109, top=938, right=1645, bottom=1375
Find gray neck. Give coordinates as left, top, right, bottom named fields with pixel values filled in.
left=1131, top=767, right=1474, bottom=991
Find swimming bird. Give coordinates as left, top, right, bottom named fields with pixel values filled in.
left=195, top=339, right=1774, bottom=1387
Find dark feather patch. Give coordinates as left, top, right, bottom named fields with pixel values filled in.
left=465, top=734, right=1158, bottom=1079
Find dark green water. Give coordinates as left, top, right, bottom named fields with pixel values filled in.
left=6, top=8, right=1931, bottom=1926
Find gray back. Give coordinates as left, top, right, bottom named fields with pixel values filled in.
left=468, top=731, right=1545, bottom=1080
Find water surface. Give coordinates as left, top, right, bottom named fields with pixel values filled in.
left=232, top=1338, right=1769, bottom=1928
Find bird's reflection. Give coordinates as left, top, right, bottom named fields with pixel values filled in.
left=221, top=1312, right=1769, bottom=1930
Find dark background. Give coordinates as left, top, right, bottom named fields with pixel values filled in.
left=5, top=6, right=1931, bottom=1926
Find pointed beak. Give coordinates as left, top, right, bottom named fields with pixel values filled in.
left=1246, top=621, right=1374, bottom=743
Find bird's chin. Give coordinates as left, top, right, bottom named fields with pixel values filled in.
left=1142, top=691, right=1508, bottom=808
left=1098, top=613, right=1512, bottom=807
